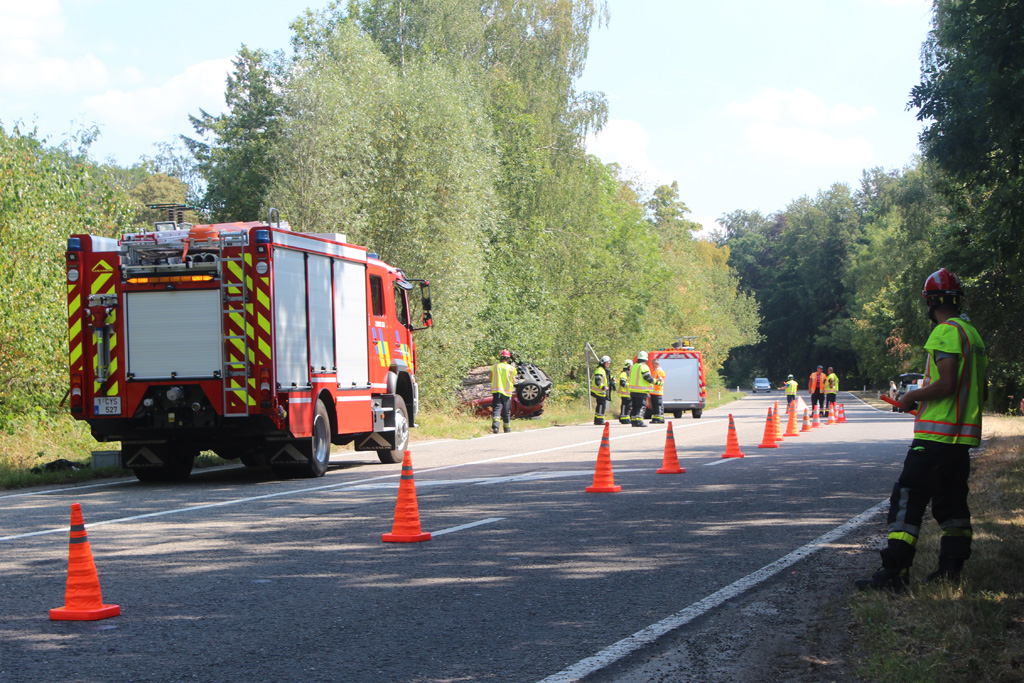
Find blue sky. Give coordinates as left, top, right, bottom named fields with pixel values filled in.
left=0, top=0, right=934, bottom=232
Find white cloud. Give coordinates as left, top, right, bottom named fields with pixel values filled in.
left=0, top=0, right=110, bottom=92
left=83, top=58, right=232, bottom=141
left=724, top=88, right=877, bottom=127
left=741, top=121, right=875, bottom=168
left=585, top=118, right=673, bottom=184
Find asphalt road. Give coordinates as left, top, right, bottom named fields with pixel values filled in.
left=0, top=393, right=911, bottom=682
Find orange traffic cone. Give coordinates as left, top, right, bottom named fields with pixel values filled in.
left=721, top=413, right=746, bottom=458
left=773, top=401, right=784, bottom=441
left=811, top=407, right=822, bottom=428
left=784, top=405, right=800, bottom=437
left=658, top=421, right=686, bottom=473
left=50, top=503, right=120, bottom=621
left=826, top=405, right=836, bottom=425
left=800, top=408, right=812, bottom=432
left=382, top=451, right=431, bottom=542
left=838, top=404, right=847, bottom=423
left=758, top=408, right=779, bottom=448
left=587, top=423, right=622, bottom=492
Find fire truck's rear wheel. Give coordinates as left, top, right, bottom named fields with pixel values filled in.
left=378, top=395, right=409, bottom=464
left=307, top=399, right=332, bottom=477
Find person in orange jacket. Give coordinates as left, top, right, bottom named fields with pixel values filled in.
left=808, top=365, right=827, bottom=416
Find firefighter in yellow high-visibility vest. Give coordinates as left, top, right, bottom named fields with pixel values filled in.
left=628, top=351, right=654, bottom=427
left=856, top=268, right=987, bottom=592
left=591, top=355, right=612, bottom=425
left=490, top=349, right=517, bottom=434
left=649, top=359, right=666, bottom=424
left=617, top=360, right=632, bottom=424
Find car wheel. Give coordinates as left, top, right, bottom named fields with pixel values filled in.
left=516, top=381, right=544, bottom=407
left=673, top=410, right=683, bottom=419
left=692, top=409, right=702, bottom=419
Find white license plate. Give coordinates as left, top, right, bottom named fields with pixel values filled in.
left=94, top=397, right=122, bottom=415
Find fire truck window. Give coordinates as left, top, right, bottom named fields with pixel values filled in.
left=370, top=275, right=385, bottom=316
left=394, top=284, right=410, bottom=327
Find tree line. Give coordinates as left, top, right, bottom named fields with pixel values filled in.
left=1, top=0, right=1020, bottom=419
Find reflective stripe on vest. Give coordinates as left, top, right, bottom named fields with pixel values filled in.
left=914, top=317, right=985, bottom=445
left=491, top=361, right=515, bottom=397
left=651, top=368, right=665, bottom=396
left=629, top=362, right=652, bottom=393
left=618, top=371, right=631, bottom=397
left=591, top=366, right=608, bottom=396
left=809, top=372, right=825, bottom=392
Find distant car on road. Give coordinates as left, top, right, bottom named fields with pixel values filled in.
left=892, top=372, right=925, bottom=411
left=752, top=377, right=771, bottom=393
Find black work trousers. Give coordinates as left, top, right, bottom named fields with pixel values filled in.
left=882, top=438, right=973, bottom=569
left=619, top=396, right=631, bottom=422
left=592, top=393, right=608, bottom=424
left=629, top=392, right=648, bottom=425
left=491, top=393, right=511, bottom=433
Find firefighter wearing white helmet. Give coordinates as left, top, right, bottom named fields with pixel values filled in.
left=627, top=351, right=654, bottom=427
left=490, top=349, right=516, bottom=434
left=618, top=360, right=633, bottom=424
left=857, top=268, right=987, bottom=591
left=783, top=374, right=798, bottom=408
left=590, top=355, right=613, bottom=425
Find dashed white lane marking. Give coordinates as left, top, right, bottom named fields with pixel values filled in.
left=431, top=517, right=504, bottom=537
left=0, top=421, right=712, bottom=543
left=536, top=499, right=889, bottom=683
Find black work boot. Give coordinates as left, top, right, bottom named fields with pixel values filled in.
left=855, top=567, right=910, bottom=593
left=927, top=558, right=964, bottom=583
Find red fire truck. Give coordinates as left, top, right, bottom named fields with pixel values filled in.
left=65, top=206, right=432, bottom=482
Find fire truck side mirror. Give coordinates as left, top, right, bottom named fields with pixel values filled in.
left=419, top=281, right=432, bottom=311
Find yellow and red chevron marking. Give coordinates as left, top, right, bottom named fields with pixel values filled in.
left=222, top=245, right=250, bottom=414
left=89, top=256, right=120, bottom=398
left=249, top=253, right=274, bottom=406
left=67, top=281, right=83, bottom=373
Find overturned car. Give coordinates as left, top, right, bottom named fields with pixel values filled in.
left=458, top=358, right=553, bottom=418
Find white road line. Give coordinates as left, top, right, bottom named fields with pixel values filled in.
left=536, top=499, right=889, bottom=683
left=431, top=517, right=504, bottom=537
left=0, top=419, right=683, bottom=543
left=0, top=478, right=131, bottom=499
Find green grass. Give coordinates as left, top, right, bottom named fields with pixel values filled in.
left=1, top=389, right=744, bottom=488
left=851, top=415, right=1024, bottom=682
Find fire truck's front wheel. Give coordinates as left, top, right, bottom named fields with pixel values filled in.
left=378, top=395, right=409, bottom=464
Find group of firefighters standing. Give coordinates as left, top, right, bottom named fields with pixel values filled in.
left=780, top=365, right=841, bottom=417
left=488, top=349, right=667, bottom=433
left=591, top=353, right=665, bottom=428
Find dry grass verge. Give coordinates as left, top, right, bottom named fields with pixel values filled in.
left=851, top=415, right=1024, bottom=682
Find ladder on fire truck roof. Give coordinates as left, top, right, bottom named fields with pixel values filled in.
left=218, top=231, right=251, bottom=417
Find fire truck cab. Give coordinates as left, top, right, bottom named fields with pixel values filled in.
left=65, top=206, right=432, bottom=482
